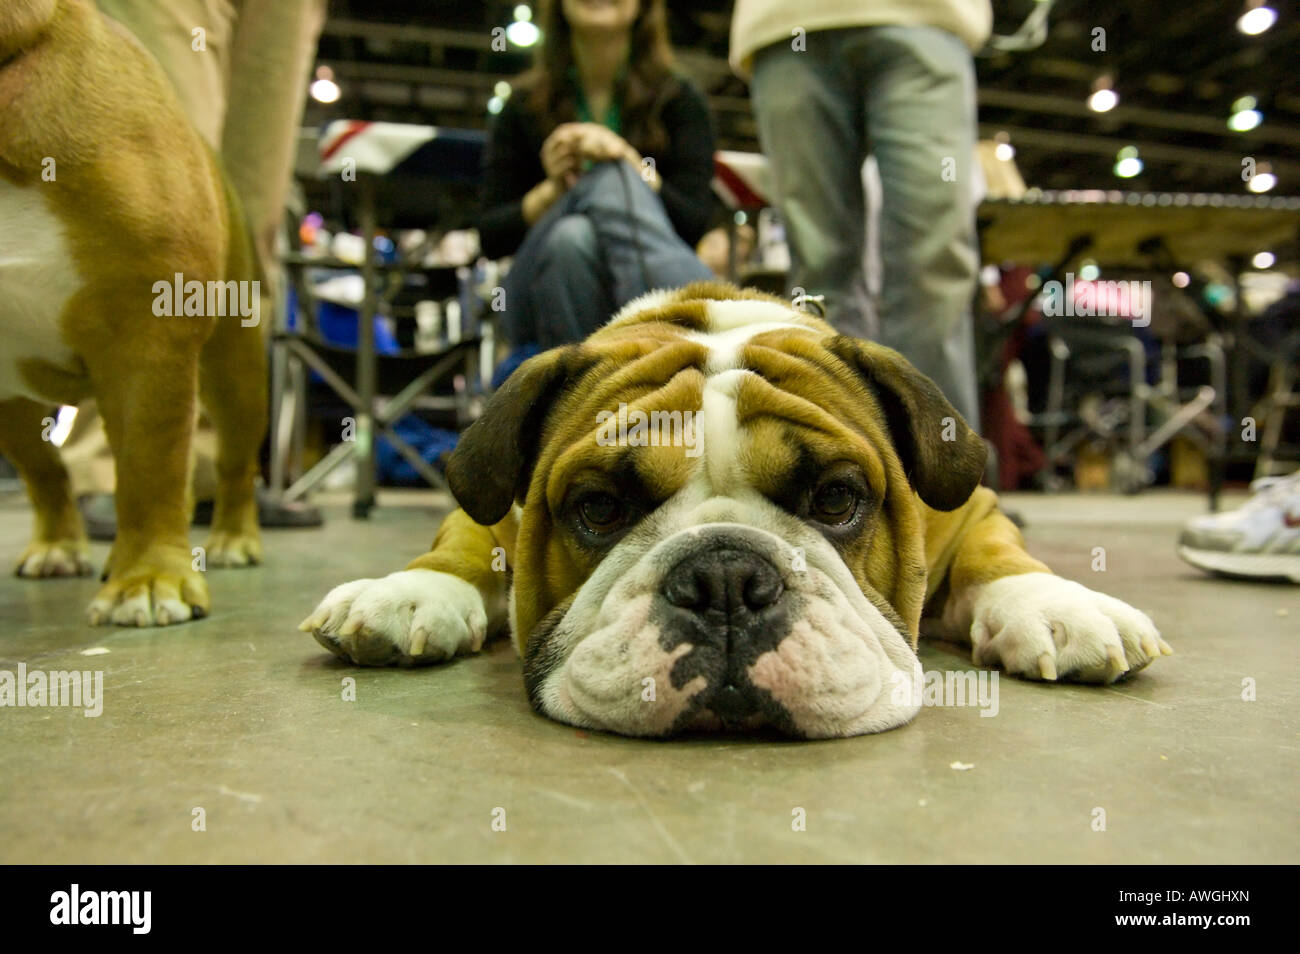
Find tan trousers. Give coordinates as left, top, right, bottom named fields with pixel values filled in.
left=60, top=0, right=326, bottom=498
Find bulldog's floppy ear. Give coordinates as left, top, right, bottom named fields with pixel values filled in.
left=445, top=347, right=589, bottom=525
left=826, top=336, right=986, bottom=511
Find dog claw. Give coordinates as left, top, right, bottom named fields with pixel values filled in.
left=1158, top=638, right=1175, bottom=656
left=1140, top=634, right=1161, bottom=657
left=1038, top=653, right=1058, bottom=681
left=1105, top=645, right=1130, bottom=680
left=409, top=627, right=428, bottom=655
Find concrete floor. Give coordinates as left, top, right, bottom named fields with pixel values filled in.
left=0, top=487, right=1296, bottom=864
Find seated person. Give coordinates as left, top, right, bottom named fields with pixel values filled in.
left=480, top=0, right=715, bottom=352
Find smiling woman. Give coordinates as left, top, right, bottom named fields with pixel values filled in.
left=481, top=0, right=716, bottom=350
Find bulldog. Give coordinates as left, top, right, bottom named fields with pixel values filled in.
left=0, top=0, right=265, bottom=625
left=300, top=283, right=1172, bottom=738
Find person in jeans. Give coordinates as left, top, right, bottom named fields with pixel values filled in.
left=731, top=0, right=991, bottom=429
left=481, top=0, right=714, bottom=351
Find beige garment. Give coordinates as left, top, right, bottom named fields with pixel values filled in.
left=729, top=0, right=993, bottom=76
left=61, top=0, right=325, bottom=498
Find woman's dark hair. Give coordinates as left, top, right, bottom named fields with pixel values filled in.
left=518, top=0, right=680, bottom=158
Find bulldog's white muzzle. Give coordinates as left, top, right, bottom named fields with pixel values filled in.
left=524, top=507, right=923, bottom=739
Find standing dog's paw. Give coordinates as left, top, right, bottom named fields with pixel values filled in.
left=962, top=572, right=1173, bottom=683
left=87, top=565, right=210, bottom=626
left=15, top=539, right=94, bottom=578
left=298, top=569, right=488, bottom=666
left=205, top=530, right=263, bottom=568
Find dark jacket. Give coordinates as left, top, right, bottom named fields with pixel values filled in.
left=479, top=76, right=716, bottom=259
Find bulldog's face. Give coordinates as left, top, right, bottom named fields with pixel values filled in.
left=447, top=284, right=986, bottom=738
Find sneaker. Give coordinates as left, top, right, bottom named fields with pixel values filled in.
left=1177, top=471, right=1300, bottom=582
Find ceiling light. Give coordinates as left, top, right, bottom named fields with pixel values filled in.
left=995, top=142, right=1015, bottom=161
left=1227, top=107, right=1258, bottom=131
left=1172, top=272, right=1190, bottom=288
left=1113, top=146, right=1142, bottom=178
left=1237, top=5, right=1277, bottom=35
left=1114, top=157, right=1142, bottom=178
left=1247, top=171, right=1277, bottom=193
left=1252, top=251, right=1275, bottom=269
left=1088, top=88, right=1118, bottom=112
left=506, top=19, right=540, bottom=46
left=310, top=66, right=340, bottom=104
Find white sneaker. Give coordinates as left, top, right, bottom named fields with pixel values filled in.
left=1178, top=471, right=1300, bottom=582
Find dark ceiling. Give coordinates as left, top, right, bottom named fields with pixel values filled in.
left=309, top=0, right=1299, bottom=197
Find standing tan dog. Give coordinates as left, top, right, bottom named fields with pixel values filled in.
left=0, top=0, right=266, bottom=625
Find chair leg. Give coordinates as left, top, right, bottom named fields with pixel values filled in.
left=1044, top=335, right=1068, bottom=459
left=268, top=339, right=290, bottom=494
left=1256, top=362, right=1294, bottom=479
left=353, top=174, right=379, bottom=520
left=1201, top=339, right=1228, bottom=511
left=1123, top=335, right=1147, bottom=478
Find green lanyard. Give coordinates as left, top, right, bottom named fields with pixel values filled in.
left=572, top=68, right=623, bottom=135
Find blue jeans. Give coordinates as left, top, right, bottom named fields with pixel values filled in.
left=750, top=26, right=982, bottom=430
left=502, top=161, right=712, bottom=350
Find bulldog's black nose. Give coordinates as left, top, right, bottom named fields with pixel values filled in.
left=660, top=547, right=790, bottom=731
left=661, top=548, right=785, bottom=621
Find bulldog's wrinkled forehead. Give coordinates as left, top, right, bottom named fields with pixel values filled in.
left=447, top=279, right=984, bottom=591
left=445, top=281, right=984, bottom=533
left=539, top=289, right=894, bottom=513
left=600, top=284, right=831, bottom=344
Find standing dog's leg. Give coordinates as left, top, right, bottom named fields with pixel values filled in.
left=929, top=488, right=1173, bottom=682
left=0, top=397, right=92, bottom=577
left=198, top=309, right=266, bottom=567
left=83, top=304, right=209, bottom=626
left=198, top=180, right=265, bottom=568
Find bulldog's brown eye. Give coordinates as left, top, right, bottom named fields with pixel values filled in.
left=811, top=482, right=857, bottom=524
left=578, top=493, right=625, bottom=533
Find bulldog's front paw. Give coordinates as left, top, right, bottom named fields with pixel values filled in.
left=961, top=572, right=1172, bottom=683
left=87, top=559, right=211, bottom=626
left=15, top=539, right=94, bottom=578
left=205, top=530, right=263, bottom=568
left=298, top=568, right=488, bottom=666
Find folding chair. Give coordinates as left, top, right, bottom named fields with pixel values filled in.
left=268, top=122, right=488, bottom=518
